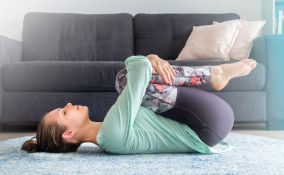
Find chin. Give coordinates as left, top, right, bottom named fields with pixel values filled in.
left=84, top=106, right=89, bottom=114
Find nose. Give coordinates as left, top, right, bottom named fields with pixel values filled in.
left=64, top=103, right=72, bottom=109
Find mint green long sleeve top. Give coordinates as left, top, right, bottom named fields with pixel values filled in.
left=96, top=55, right=234, bottom=155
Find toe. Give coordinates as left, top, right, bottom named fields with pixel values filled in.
left=243, top=59, right=252, bottom=65
left=250, top=61, right=257, bottom=69
left=241, top=59, right=250, bottom=64
left=248, top=61, right=254, bottom=65
left=248, top=59, right=255, bottom=64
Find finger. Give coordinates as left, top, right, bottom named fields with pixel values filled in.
left=169, top=64, right=176, bottom=75
left=152, top=66, right=156, bottom=74
left=167, top=67, right=174, bottom=85
left=163, top=65, right=172, bottom=84
left=165, top=63, right=175, bottom=76
left=164, top=64, right=173, bottom=84
left=162, top=65, right=171, bottom=85
left=165, top=64, right=175, bottom=81
left=152, top=67, right=156, bottom=74
left=157, top=65, right=169, bottom=84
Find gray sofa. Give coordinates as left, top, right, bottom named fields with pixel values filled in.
left=0, top=12, right=283, bottom=131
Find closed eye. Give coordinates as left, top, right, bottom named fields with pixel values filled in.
left=58, top=109, right=65, bottom=115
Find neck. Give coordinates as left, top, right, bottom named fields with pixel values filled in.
left=81, top=121, right=103, bottom=146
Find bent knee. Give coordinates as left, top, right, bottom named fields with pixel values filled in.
left=203, top=95, right=234, bottom=137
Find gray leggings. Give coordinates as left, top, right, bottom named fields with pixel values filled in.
left=115, top=65, right=234, bottom=147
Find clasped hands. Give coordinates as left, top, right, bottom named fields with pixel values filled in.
left=124, top=54, right=176, bottom=85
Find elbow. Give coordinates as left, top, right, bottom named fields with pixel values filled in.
left=141, top=57, right=152, bottom=72
left=125, top=55, right=153, bottom=72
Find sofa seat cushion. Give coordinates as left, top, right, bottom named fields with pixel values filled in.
left=2, top=61, right=125, bottom=92
left=2, top=60, right=265, bottom=92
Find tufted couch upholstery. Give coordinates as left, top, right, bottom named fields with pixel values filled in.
left=0, top=12, right=283, bottom=131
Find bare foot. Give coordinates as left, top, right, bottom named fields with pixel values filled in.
left=210, top=59, right=257, bottom=91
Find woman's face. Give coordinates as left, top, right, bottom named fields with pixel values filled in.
left=46, top=103, right=90, bottom=132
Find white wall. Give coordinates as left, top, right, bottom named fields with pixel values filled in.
left=0, top=0, right=273, bottom=41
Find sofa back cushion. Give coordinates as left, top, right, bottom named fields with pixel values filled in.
left=22, top=12, right=134, bottom=61
left=133, top=13, right=240, bottom=60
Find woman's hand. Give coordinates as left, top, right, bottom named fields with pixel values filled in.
left=146, top=54, right=176, bottom=85
left=123, top=54, right=176, bottom=85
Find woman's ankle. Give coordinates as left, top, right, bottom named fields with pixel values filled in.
left=209, top=65, right=228, bottom=91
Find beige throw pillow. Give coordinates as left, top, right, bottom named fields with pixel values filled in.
left=176, top=19, right=244, bottom=61
left=214, top=20, right=266, bottom=60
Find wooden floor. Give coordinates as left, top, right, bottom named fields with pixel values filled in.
left=0, top=122, right=284, bottom=142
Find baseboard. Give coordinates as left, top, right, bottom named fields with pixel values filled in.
left=233, top=121, right=267, bottom=130
left=267, top=120, right=284, bottom=130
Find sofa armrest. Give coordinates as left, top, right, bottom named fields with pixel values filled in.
left=251, top=34, right=284, bottom=129
left=249, top=35, right=269, bottom=65
left=0, top=35, right=22, bottom=130
left=0, top=35, right=22, bottom=64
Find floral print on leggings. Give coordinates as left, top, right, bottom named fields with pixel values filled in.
left=115, top=65, right=211, bottom=113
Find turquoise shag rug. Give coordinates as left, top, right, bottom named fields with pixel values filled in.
left=0, top=133, right=283, bottom=175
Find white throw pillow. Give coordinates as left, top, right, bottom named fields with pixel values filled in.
left=176, top=19, right=244, bottom=61
left=213, top=20, right=266, bottom=60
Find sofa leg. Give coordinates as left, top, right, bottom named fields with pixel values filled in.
left=267, top=120, right=284, bottom=130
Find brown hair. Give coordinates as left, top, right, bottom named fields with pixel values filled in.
left=21, top=113, right=82, bottom=153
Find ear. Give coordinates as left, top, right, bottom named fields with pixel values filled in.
left=62, top=130, right=77, bottom=143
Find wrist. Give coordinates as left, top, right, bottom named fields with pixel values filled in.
left=146, top=54, right=157, bottom=58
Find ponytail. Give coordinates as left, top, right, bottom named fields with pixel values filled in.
left=21, top=136, right=41, bottom=153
